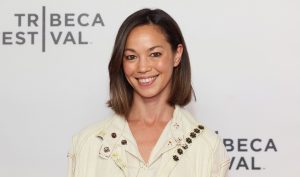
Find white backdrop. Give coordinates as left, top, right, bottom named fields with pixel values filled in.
left=0, top=0, right=299, bottom=177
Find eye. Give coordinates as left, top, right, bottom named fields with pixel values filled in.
left=150, top=52, right=162, bottom=57
left=124, top=55, right=137, bottom=60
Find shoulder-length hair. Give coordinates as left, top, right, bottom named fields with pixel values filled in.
left=107, top=8, right=195, bottom=116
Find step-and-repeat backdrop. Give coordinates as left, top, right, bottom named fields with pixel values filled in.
left=1, top=0, right=299, bottom=177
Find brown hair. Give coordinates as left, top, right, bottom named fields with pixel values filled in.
left=107, top=8, right=195, bottom=116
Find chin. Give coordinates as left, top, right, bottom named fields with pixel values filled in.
left=135, top=88, right=169, bottom=100
left=137, top=92, right=159, bottom=99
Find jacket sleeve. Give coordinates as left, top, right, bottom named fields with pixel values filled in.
left=210, top=138, right=231, bottom=177
left=67, top=135, right=77, bottom=177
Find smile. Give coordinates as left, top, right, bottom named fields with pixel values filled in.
left=136, top=75, right=158, bottom=85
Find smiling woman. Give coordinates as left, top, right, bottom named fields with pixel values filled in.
left=122, top=25, right=183, bottom=103
left=67, top=8, right=230, bottom=177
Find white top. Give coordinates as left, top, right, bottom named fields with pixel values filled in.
left=124, top=118, right=172, bottom=177
left=67, top=106, right=230, bottom=177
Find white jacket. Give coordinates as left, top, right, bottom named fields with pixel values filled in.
left=67, top=106, right=230, bottom=177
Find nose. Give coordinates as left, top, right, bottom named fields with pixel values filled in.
left=138, top=56, right=151, bottom=73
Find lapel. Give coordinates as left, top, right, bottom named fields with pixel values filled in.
left=156, top=105, right=186, bottom=176
left=97, top=115, right=129, bottom=177
left=156, top=105, right=205, bottom=177
left=151, top=105, right=186, bottom=162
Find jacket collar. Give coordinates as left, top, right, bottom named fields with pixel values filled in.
left=96, top=105, right=188, bottom=176
left=97, top=114, right=127, bottom=159
left=96, top=115, right=129, bottom=176
left=97, top=105, right=186, bottom=150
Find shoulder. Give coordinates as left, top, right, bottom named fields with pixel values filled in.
left=71, top=115, right=114, bottom=152
left=178, top=106, right=230, bottom=168
left=177, top=106, right=224, bottom=153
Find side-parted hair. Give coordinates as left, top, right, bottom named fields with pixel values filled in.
left=107, top=8, right=195, bottom=116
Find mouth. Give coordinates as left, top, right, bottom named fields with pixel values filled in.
left=136, top=75, right=158, bottom=86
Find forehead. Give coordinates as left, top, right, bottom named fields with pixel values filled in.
left=125, top=25, right=169, bottom=49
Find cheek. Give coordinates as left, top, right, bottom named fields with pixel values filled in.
left=123, top=62, right=135, bottom=77
left=157, top=58, right=174, bottom=74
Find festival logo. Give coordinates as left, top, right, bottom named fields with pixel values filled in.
left=0, top=6, right=105, bottom=52
left=217, top=131, right=278, bottom=171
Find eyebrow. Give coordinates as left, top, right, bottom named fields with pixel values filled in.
left=124, top=45, right=163, bottom=53
left=149, top=45, right=163, bottom=51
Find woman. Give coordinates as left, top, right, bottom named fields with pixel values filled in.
left=67, top=8, right=230, bottom=177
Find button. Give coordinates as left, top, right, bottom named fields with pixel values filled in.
left=121, top=139, right=127, bottom=145
left=111, top=132, right=117, bottom=138
left=173, top=155, right=179, bottom=161
left=198, top=125, right=204, bottom=130
left=186, top=137, right=192, bottom=144
left=190, top=132, right=196, bottom=138
left=182, top=144, right=188, bottom=149
left=103, top=147, right=110, bottom=153
left=177, top=148, right=183, bottom=155
left=194, top=128, right=200, bottom=133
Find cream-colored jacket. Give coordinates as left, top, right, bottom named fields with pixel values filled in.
left=67, top=106, right=230, bottom=177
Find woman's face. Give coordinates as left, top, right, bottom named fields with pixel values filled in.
left=123, top=25, right=183, bottom=100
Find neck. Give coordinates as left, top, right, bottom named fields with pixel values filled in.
left=127, top=93, right=174, bottom=125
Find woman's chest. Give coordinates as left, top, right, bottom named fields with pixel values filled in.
left=90, top=145, right=210, bottom=177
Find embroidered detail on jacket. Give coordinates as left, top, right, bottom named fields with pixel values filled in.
left=111, top=152, right=127, bottom=170
left=172, top=124, right=205, bottom=161
left=97, top=130, right=106, bottom=140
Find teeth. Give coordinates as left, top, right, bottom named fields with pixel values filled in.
left=138, top=76, right=157, bottom=84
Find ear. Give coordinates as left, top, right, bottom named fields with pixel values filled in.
left=173, top=44, right=183, bottom=67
